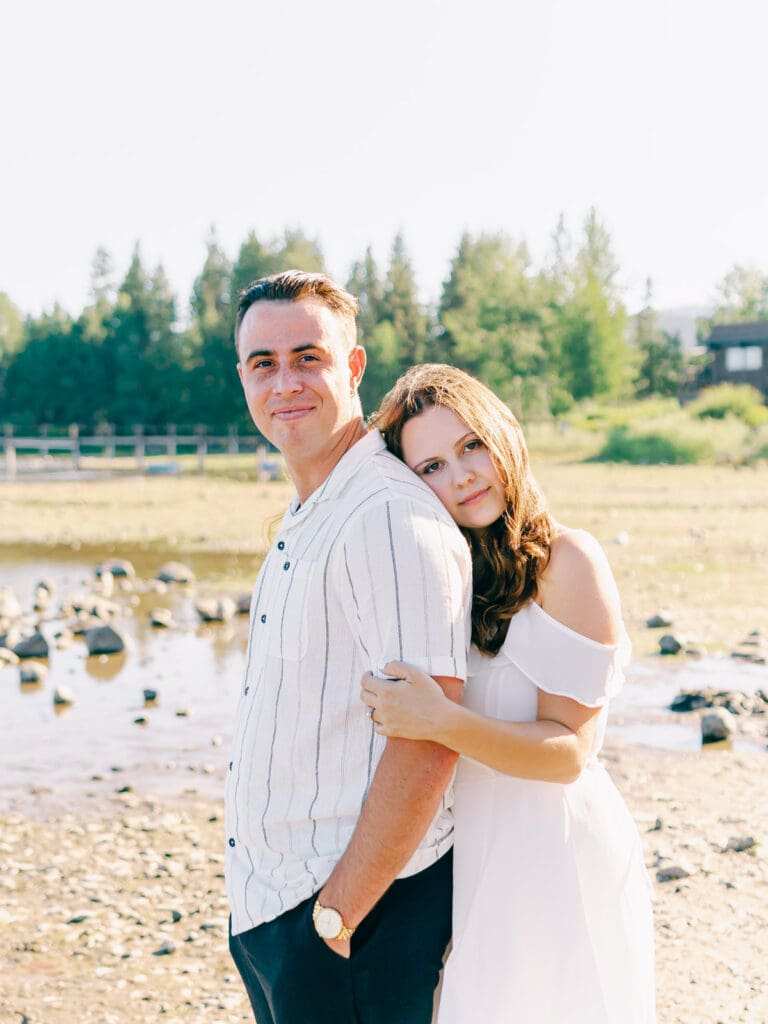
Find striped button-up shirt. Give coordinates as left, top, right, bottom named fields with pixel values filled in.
left=225, top=429, right=472, bottom=935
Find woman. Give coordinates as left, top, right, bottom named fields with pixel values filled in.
left=361, top=364, right=655, bottom=1024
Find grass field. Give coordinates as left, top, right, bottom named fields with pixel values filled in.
left=2, top=456, right=767, bottom=658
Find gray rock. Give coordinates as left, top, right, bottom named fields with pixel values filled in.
left=20, top=661, right=48, bottom=684
left=156, top=561, right=195, bottom=584
left=670, top=690, right=709, bottom=713
left=152, top=939, right=176, bottom=956
left=195, top=596, right=236, bottom=623
left=646, top=611, right=673, bottom=629
left=13, top=631, right=49, bottom=660
left=723, top=836, right=758, bottom=853
left=656, top=864, right=691, bottom=883
left=53, top=685, right=76, bottom=706
left=0, top=647, right=20, bottom=667
left=701, top=708, right=736, bottom=744
left=149, top=608, right=174, bottom=629
left=96, top=559, right=136, bottom=579
left=236, top=594, right=252, bottom=615
left=659, top=633, right=682, bottom=656
left=84, top=625, right=126, bottom=656
left=143, top=688, right=159, bottom=704
left=33, top=583, right=53, bottom=612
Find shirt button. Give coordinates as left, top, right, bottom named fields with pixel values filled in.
left=283, top=561, right=290, bottom=571
left=260, top=613, right=267, bottom=623
left=228, top=837, right=236, bottom=847
left=277, top=541, right=285, bottom=550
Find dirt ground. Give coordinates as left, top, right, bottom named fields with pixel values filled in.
left=1, top=739, right=766, bottom=1024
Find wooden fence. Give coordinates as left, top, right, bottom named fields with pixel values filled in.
left=1, top=425, right=280, bottom=480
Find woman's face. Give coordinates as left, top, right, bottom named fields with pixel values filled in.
left=401, top=405, right=507, bottom=530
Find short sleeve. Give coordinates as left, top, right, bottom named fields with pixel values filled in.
left=499, top=602, right=631, bottom=707
left=333, top=497, right=472, bottom=682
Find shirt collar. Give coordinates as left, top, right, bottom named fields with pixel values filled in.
left=287, top=429, right=386, bottom=518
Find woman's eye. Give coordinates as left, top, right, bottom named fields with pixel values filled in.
left=466, top=439, right=483, bottom=452
left=422, top=461, right=442, bottom=475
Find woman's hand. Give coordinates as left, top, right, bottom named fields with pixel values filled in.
left=360, top=661, right=452, bottom=741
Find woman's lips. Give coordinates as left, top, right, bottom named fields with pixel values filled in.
left=459, top=486, right=490, bottom=506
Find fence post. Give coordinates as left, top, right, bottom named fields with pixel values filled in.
left=104, top=424, right=115, bottom=461
left=69, top=424, right=80, bottom=471
left=227, top=425, right=239, bottom=455
left=134, top=425, right=146, bottom=472
left=39, top=423, right=50, bottom=458
left=196, top=425, right=207, bottom=473
left=167, top=424, right=177, bottom=458
left=3, top=424, right=15, bottom=481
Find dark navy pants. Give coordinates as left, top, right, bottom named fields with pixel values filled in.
left=229, top=849, right=452, bottom=1024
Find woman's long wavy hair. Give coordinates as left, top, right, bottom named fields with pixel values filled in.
left=372, top=364, right=554, bottom=655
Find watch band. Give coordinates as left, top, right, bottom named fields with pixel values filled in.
left=312, top=897, right=356, bottom=941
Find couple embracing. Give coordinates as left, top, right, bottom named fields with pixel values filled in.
left=225, top=271, right=656, bottom=1023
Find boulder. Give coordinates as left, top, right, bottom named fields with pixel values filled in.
left=84, top=625, right=126, bottom=656
left=20, top=661, right=48, bottom=684
left=195, top=596, right=236, bottom=623
left=0, top=647, right=20, bottom=668
left=236, top=594, right=252, bottom=616
left=659, top=634, right=682, bottom=656
left=143, top=688, right=158, bottom=704
left=669, top=690, right=709, bottom=713
left=701, top=708, right=735, bottom=744
left=646, top=611, right=673, bottom=629
left=156, top=561, right=195, bottom=584
left=149, top=608, right=174, bottom=629
left=13, top=632, right=49, bottom=660
left=53, top=685, right=76, bottom=706
left=96, top=559, right=136, bottom=579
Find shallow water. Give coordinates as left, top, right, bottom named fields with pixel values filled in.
left=2, top=550, right=766, bottom=806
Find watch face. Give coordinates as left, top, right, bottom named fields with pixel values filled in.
left=315, top=906, right=342, bottom=939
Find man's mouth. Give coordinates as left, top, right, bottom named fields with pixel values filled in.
left=272, top=406, right=314, bottom=422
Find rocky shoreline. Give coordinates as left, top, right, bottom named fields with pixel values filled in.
left=1, top=739, right=766, bottom=1024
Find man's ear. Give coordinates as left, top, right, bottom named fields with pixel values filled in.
left=237, top=362, right=244, bottom=387
left=349, top=345, right=366, bottom=392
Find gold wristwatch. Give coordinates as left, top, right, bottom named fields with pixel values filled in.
left=312, top=897, right=356, bottom=941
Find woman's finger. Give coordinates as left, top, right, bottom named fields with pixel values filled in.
left=381, top=660, right=410, bottom=680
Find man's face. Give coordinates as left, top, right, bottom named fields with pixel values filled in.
left=236, top=298, right=365, bottom=464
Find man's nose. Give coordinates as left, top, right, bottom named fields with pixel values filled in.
left=272, top=365, right=302, bottom=395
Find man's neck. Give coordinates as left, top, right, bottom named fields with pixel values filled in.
left=288, top=418, right=368, bottom=505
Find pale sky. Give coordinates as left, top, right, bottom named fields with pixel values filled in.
left=2, top=0, right=767, bottom=319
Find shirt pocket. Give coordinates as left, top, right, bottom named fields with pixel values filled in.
left=265, top=555, right=318, bottom=662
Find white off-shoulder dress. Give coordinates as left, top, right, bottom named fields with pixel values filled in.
left=438, top=600, right=656, bottom=1024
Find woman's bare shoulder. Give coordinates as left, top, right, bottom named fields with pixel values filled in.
left=536, top=527, right=623, bottom=645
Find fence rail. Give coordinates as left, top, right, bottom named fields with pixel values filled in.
left=1, top=424, right=279, bottom=480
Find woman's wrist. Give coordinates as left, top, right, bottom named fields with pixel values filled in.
left=434, top=697, right=466, bottom=750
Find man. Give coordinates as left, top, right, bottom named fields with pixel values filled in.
left=226, top=270, right=471, bottom=1023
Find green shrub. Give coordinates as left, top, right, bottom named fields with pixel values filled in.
left=689, top=384, right=768, bottom=427
left=593, top=426, right=714, bottom=465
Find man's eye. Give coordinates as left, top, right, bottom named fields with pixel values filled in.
left=299, top=353, right=318, bottom=363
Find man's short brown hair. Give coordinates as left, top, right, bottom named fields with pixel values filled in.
left=235, top=270, right=360, bottom=350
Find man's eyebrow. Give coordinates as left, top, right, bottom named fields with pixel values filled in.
left=243, top=343, right=321, bottom=362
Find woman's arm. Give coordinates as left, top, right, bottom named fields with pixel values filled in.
left=361, top=529, right=623, bottom=785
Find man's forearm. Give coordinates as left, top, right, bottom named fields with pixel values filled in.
left=319, top=736, right=458, bottom=929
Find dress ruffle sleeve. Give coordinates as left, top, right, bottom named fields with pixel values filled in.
left=497, top=601, right=631, bottom=707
